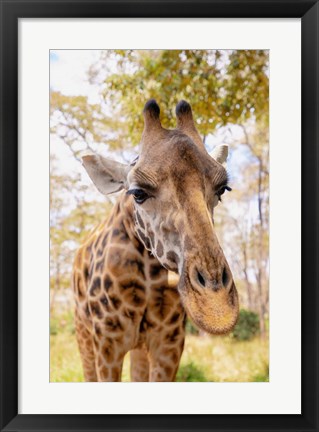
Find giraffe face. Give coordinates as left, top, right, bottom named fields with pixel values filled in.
left=82, top=100, right=239, bottom=334
left=127, top=135, right=226, bottom=272
left=127, top=134, right=238, bottom=334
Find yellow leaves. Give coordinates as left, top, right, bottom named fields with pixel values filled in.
left=52, top=50, right=269, bottom=154
left=51, top=91, right=89, bottom=114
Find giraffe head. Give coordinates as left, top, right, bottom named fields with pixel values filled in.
left=82, top=100, right=239, bottom=334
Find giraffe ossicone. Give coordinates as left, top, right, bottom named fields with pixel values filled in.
left=74, top=100, right=239, bottom=382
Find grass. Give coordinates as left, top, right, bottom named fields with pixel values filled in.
left=50, top=312, right=269, bottom=382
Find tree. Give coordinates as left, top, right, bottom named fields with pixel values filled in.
left=214, top=119, right=269, bottom=336
left=51, top=50, right=269, bottom=154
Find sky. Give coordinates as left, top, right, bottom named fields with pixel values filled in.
left=50, top=50, right=101, bottom=103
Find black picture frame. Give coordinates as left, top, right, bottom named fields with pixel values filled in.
left=0, top=1, right=318, bottom=431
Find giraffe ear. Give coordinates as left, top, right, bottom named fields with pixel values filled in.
left=82, top=154, right=131, bottom=195
left=209, top=144, right=228, bottom=165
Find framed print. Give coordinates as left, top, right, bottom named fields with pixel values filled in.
left=0, top=0, right=318, bottom=431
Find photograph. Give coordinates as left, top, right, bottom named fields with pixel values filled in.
left=1, top=0, right=318, bottom=429
left=49, top=49, right=269, bottom=383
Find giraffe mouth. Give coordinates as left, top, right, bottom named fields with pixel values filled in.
left=178, top=273, right=239, bottom=335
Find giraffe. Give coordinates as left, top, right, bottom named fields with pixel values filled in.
left=73, top=100, right=239, bottom=382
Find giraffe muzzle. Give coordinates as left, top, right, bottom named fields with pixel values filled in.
left=178, top=264, right=239, bottom=335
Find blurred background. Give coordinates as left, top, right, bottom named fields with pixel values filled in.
left=50, top=49, right=269, bottom=382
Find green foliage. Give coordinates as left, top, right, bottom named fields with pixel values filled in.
left=231, top=309, right=260, bottom=341
left=51, top=328, right=269, bottom=382
left=185, top=318, right=200, bottom=335
left=51, top=50, right=269, bottom=151
left=253, top=371, right=269, bottom=382
left=50, top=311, right=75, bottom=336
left=253, top=362, right=269, bottom=382
left=98, top=50, right=269, bottom=144
left=50, top=320, right=59, bottom=336
left=176, top=362, right=208, bottom=382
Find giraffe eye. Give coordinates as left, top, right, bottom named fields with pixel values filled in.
left=216, top=185, right=232, bottom=201
left=127, top=188, right=149, bottom=204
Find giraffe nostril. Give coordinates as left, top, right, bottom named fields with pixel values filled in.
left=222, top=266, right=229, bottom=287
left=197, top=270, right=206, bottom=288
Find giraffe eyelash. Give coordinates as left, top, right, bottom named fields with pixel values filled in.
left=127, top=188, right=151, bottom=204
left=217, top=185, right=232, bottom=202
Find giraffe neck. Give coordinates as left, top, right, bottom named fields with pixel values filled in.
left=109, top=193, right=181, bottom=275
left=73, top=191, right=186, bottom=382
